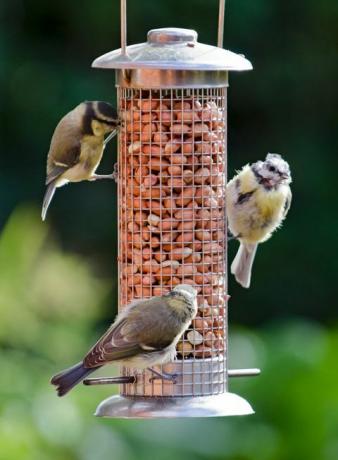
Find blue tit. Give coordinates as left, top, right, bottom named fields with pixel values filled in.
left=227, top=153, right=292, bottom=288
left=42, top=101, right=120, bottom=221
left=51, top=284, right=197, bottom=396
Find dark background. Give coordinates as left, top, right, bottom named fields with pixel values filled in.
left=1, top=1, right=337, bottom=459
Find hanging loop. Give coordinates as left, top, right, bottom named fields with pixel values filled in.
left=119, top=0, right=225, bottom=51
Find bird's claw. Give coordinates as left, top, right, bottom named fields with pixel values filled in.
left=112, top=163, right=118, bottom=183
left=89, top=171, right=118, bottom=181
left=148, top=371, right=179, bottom=384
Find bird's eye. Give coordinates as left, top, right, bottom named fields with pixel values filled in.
left=268, top=165, right=276, bottom=172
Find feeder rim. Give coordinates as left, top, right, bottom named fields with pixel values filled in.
left=92, top=28, right=253, bottom=72
left=92, top=44, right=252, bottom=71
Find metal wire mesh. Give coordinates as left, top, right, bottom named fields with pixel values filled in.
left=118, top=87, right=228, bottom=397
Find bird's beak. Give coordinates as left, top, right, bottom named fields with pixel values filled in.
left=261, top=178, right=274, bottom=188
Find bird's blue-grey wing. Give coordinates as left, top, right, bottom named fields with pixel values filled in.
left=83, top=298, right=176, bottom=368
left=46, top=115, right=82, bottom=184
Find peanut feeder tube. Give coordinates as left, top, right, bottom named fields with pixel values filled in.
left=91, top=26, right=258, bottom=418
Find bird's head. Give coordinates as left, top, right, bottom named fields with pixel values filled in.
left=252, top=153, right=291, bottom=189
left=166, top=284, right=198, bottom=318
left=81, top=101, right=120, bottom=137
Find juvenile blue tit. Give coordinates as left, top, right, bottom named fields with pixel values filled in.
left=227, top=153, right=292, bottom=288
left=42, top=101, right=120, bottom=221
left=51, top=284, right=197, bottom=396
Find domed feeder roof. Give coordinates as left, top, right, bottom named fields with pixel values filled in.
left=92, top=28, right=252, bottom=71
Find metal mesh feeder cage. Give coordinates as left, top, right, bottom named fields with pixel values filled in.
left=88, top=0, right=260, bottom=418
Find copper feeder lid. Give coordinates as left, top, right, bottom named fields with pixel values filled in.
left=92, top=27, right=252, bottom=71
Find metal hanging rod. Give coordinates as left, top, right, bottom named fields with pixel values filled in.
left=217, top=0, right=226, bottom=48
left=120, top=0, right=127, bottom=55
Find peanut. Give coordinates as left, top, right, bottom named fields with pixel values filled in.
left=134, top=285, right=151, bottom=297
left=148, top=157, right=170, bottom=171
left=192, top=123, right=209, bottom=136
left=182, top=139, right=194, bottom=154
left=173, top=101, right=191, bottom=110
left=183, top=169, right=194, bottom=184
left=154, top=252, right=167, bottom=263
left=192, top=317, right=209, bottom=331
left=176, top=111, right=200, bottom=123
left=204, top=331, right=217, bottom=348
left=172, top=247, right=193, bottom=260
left=122, top=264, right=139, bottom=276
left=142, top=259, right=160, bottom=274
left=159, top=218, right=179, bottom=231
left=167, top=165, right=182, bottom=176
left=177, top=341, right=193, bottom=357
left=142, top=144, right=163, bottom=156
left=128, top=142, right=142, bottom=154
left=143, top=174, right=158, bottom=187
left=187, top=330, right=203, bottom=345
left=176, top=232, right=194, bottom=243
left=185, top=252, right=201, bottom=264
left=137, top=99, right=158, bottom=111
left=171, top=154, right=188, bottom=165
left=176, top=264, right=197, bottom=277
left=152, top=286, right=170, bottom=296
left=141, top=112, right=157, bottom=122
left=195, top=167, right=211, bottom=185
left=195, top=230, right=212, bottom=241
left=177, top=220, right=196, bottom=231
left=170, top=123, right=190, bottom=134
left=164, top=140, right=181, bottom=155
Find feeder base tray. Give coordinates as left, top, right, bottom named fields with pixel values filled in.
left=94, top=392, right=254, bottom=418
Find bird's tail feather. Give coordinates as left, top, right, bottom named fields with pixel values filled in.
left=51, top=362, right=95, bottom=397
left=231, top=243, right=257, bottom=288
left=41, top=182, right=56, bottom=221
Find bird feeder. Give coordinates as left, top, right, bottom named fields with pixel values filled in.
left=88, top=0, right=260, bottom=418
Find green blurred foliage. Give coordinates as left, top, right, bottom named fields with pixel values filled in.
left=1, top=208, right=338, bottom=460
left=0, top=1, right=337, bottom=459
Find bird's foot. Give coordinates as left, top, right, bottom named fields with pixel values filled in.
left=148, top=367, right=179, bottom=384
left=90, top=164, right=118, bottom=183
left=112, top=162, right=118, bottom=183
left=89, top=173, right=116, bottom=181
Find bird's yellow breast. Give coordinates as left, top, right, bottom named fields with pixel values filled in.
left=80, top=136, right=104, bottom=172
left=254, top=187, right=285, bottom=221
left=59, top=137, right=104, bottom=183
left=227, top=165, right=288, bottom=244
